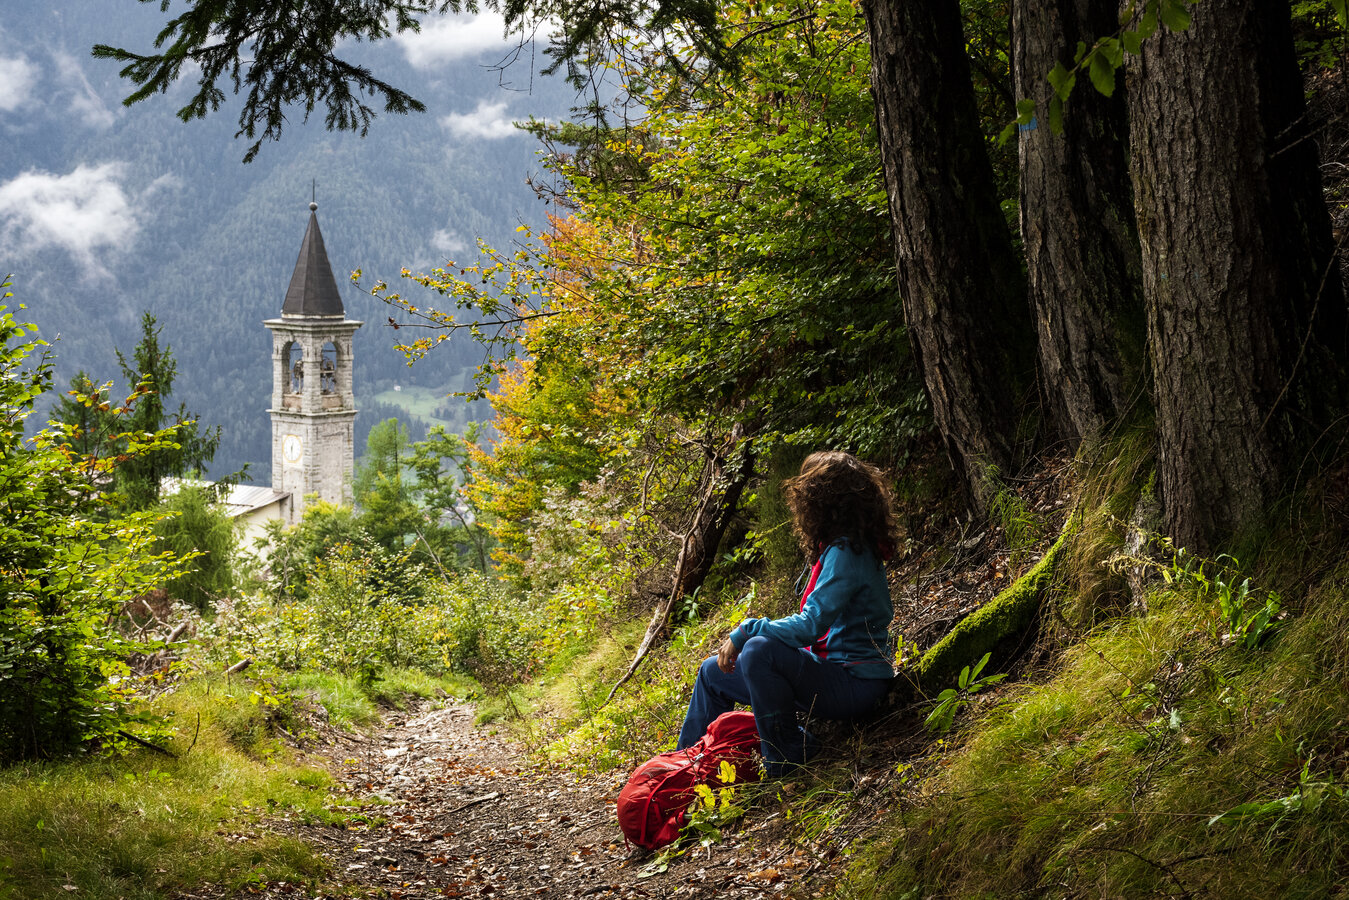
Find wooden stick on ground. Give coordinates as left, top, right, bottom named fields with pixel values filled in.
left=118, top=730, right=177, bottom=758
left=446, top=792, right=501, bottom=815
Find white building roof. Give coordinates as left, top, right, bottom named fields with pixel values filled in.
left=161, top=478, right=291, bottom=519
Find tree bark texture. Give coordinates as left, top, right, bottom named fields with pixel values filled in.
left=863, top=0, right=1038, bottom=507
left=1014, top=0, right=1146, bottom=448
left=1129, top=0, right=1348, bottom=549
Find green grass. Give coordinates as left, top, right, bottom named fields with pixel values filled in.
left=367, top=666, right=478, bottom=709
left=0, top=681, right=351, bottom=900
left=984, top=464, right=1047, bottom=566
left=278, top=671, right=381, bottom=728
left=840, top=533, right=1349, bottom=898
left=372, top=384, right=451, bottom=419
left=471, top=614, right=661, bottom=759
left=277, top=667, right=476, bottom=729
left=0, top=663, right=475, bottom=900
left=370, top=384, right=472, bottom=431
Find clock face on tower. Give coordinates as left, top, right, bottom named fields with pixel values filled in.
left=282, top=434, right=303, bottom=464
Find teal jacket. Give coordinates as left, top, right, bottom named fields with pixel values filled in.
left=729, top=541, right=894, bottom=679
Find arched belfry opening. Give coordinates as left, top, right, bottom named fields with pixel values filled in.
left=320, top=342, right=338, bottom=397
left=282, top=340, right=302, bottom=405
left=265, top=200, right=362, bottom=524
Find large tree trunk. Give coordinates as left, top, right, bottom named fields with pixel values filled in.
left=1129, top=0, right=1348, bottom=550
left=1014, top=0, right=1146, bottom=447
left=862, top=0, right=1038, bottom=508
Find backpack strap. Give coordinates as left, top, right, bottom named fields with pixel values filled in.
left=798, top=558, right=828, bottom=659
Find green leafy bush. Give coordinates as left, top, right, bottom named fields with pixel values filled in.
left=0, top=291, right=185, bottom=762
left=252, top=501, right=367, bottom=603
left=200, top=544, right=545, bottom=685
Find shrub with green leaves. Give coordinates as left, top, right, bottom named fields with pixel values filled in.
left=155, top=483, right=238, bottom=612
left=434, top=571, right=547, bottom=683
left=252, top=501, right=366, bottom=602
left=201, top=544, right=545, bottom=685
left=0, top=291, right=185, bottom=762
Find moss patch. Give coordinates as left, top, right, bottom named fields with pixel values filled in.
left=917, top=528, right=1071, bottom=688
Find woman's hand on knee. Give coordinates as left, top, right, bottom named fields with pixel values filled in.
left=717, top=637, right=740, bottom=673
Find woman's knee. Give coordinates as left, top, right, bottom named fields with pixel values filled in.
left=739, top=636, right=789, bottom=676
left=696, top=654, right=722, bottom=682
left=693, top=654, right=740, bottom=702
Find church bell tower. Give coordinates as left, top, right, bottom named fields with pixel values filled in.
left=266, top=201, right=361, bottom=524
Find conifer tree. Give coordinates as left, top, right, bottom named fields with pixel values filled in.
left=354, top=418, right=421, bottom=552
left=154, top=483, right=237, bottom=612
left=111, top=313, right=222, bottom=509
left=51, top=371, right=113, bottom=459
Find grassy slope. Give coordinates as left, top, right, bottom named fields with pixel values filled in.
left=0, top=669, right=468, bottom=900
left=0, top=677, right=336, bottom=900
left=840, top=515, right=1349, bottom=897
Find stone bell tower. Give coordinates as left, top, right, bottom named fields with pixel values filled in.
left=265, top=201, right=361, bottom=524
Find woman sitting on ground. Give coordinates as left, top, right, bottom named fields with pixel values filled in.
left=676, top=450, right=896, bottom=777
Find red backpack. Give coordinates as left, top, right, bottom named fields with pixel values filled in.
left=616, top=711, right=761, bottom=849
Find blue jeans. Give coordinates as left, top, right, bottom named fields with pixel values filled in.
left=676, top=636, right=892, bottom=775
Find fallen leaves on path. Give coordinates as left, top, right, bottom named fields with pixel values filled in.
left=195, top=702, right=842, bottom=899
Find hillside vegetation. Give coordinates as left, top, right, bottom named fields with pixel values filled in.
left=1, top=0, right=576, bottom=477
left=6, top=0, right=1349, bottom=898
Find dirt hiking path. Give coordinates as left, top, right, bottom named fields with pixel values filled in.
left=258, top=702, right=832, bottom=899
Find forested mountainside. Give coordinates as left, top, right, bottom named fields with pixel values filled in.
left=0, top=0, right=575, bottom=477
left=11, top=2, right=1349, bottom=899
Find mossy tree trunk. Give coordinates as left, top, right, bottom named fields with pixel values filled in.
left=1013, top=0, right=1146, bottom=448
left=1128, top=0, right=1348, bottom=549
left=862, top=0, right=1038, bottom=510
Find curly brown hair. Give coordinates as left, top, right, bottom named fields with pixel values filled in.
left=783, top=451, right=897, bottom=562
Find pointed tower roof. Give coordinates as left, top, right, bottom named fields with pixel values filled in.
left=282, top=202, right=345, bottom=317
